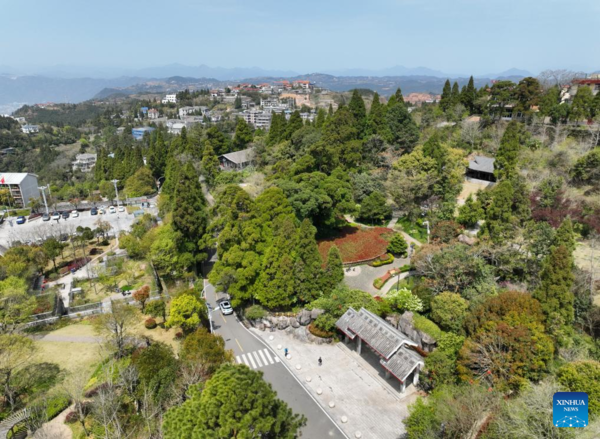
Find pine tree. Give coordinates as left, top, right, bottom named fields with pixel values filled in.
left=267, top=112, right=286, bottom=145
left=172, top=163, right=208, bottom=266
left=481, top=180, right=515, bottom=244
left=315, top=108, right=327, bottom=129
left=385, top=102, right=419, bottom=152
left=328, top=104, right=334, bottom=118
left=201, top=144, right=220, bottom=188
left=367, top=92, right=386, bottom=136
left=205, top=126, right=229, bottom=155
left=451, top=82, right=460, bottom=107
left=348, top=89, right=367, bottom=138
left=284, top=110, right=303, bottom=140
left=440, top=79, right=452, bottom=112
left=394, top=87, right=404, bottom=104
left=553, top=217, right=575, bottom=253
left=232, top=117, right=253, bottom=150
left=495, top=121, right=521, bottom=180
left=322, top=245, right=344, bottom=294
left=533, top=245, right=575, bottom=325
left=294, top=219, right=324, bottom=303
left=462, top=76, right=477, bottom=113
left=234, top=95, right=242, bottom=109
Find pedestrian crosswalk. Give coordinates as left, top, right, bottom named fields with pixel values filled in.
left=236, top=348, right=281, bottom=370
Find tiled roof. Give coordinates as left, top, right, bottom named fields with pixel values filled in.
left=219, top=147, right=254, bottom=165
left=468, top=155, right=495, bottom=174
left=381, top=346, right=424, bottom=383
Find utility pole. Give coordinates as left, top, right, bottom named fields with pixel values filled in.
left=111, top=179, right=120, bottom=207
left=38, top=186, right=49, bottom=215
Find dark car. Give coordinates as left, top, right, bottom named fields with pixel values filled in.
left=42, top=213, right=50, bottom=221
left=90, top=207, right=98, bottom=215
left=16, top=216, right=26, bottom=225
left=61, top=211, right=70, bottom=219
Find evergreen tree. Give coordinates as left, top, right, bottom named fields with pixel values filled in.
left=200, top=144, right=220, bottom=188
left=388, top=233, right=408, bottom=257
left=481, top=180, right=515, bottom=244
left=462, top=76, right=477, bottom=113
left=283, top=110, right=303, bottom=140
left=533, top=245, right=575, bottom=325
left=570, top=86, right=594, bottom=121
left=440, top=79, right=452, bottom=112
left=294, top=219, right=324, bottom=303
left=267, top=112, right=286, bottom=145
left=451, top=82, right=460, bottom=107
left=322, top=245, right=344, bottom=294
left=162, top=364, right=306, bottom=439
left=328, top=103, right=334, bottom=118
left=234, top=95, right=242, bottom=109
left=394, top=87, right=404, bottom=104
left=553, top=217, right=575, bottom=253
left=348, top=89, right=367, bottom=138
left=457, top=194, right=483, bottom=228
left=315, top=108, right=327, bottom=129
left=367, top=92, right=386, bottom=136
left=495, top=121, right=521, bottom=180
left=385, top=102, right=419, bottom=152
left=172, top=163, right=209, bottom=267
left=232, top=117, right=253, bottom=150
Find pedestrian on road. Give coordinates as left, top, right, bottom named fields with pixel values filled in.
left=284, top=348, right=289, bottom=357
left=318, top=357, right=322, bottom=366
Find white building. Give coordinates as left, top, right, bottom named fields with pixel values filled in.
left=178, top=106, right=206, bottom=118
left=168, top=122, right=187, bottom=135
left=148, top=109, right=160, bottom=119
left=21, top=124, right=39, bottom=134
left=72, top=153, right=97, bottom=173
left=240, top=110, right=272, bottom=129
left=161, top=94, right=177, bottom=104
left=0, top=173, right=40, bottom=207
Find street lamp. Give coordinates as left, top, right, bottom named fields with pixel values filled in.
left=38, top=186, right=49, bottom=215
left=111, top=179, right=120, bottom=207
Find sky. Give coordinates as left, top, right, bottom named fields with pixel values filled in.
left=1, top=0, right=599, bottom=77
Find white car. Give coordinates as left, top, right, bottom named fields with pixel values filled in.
left=219, top=301, right=234, bottom=315
left=71, top=210, right=79, bottom=218
left=118, top=206, right=125, bottom=212
left=108, top=206, right=116, bottom=214
left=51, top=212, right=61, bottom=221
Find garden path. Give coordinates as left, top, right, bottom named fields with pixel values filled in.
left=32, top=404, right=73, bottom=439
left=345, top=215, right=422, bottom=248
left=343, top=256, right=410, bottom=295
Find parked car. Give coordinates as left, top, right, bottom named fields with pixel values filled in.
left=219, top=301, right=234, bottom=315
left=42, top=213, right=50, bottom=221
left=16, top=216, right=26, bottom=225
left=62, top=211, right=70, bottom=219
left=71, top=210, right=79, bottom=218
left=51, top=212, right=61, bottom=220
left=118, top=206, right=125, bottom=212
left=90, top=207, right=98, bottom=215
left=108, top=206, right=116, bottom=214
left=99, top=208, right=105, bottom=214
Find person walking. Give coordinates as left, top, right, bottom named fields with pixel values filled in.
left=284, top=348, right=289, bottom=357
left=318, top=357, right=322, bottom=366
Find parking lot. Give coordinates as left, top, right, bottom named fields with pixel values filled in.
left=0, top=209, right=139, bottom=249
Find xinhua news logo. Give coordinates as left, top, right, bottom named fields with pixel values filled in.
left=553, top=392, right=588, bottom=428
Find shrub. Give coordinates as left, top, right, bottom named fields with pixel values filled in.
left=65, top=411, right=78, bottom=424
left=100, top=240, right=110, bottom=246
left=373, top=278, right=385, bottom=289
left=388, top=233, right=408, bottom=256
left=45, top=394, right=71, bottom=420
left=399, top=264, right=413, bottom=273
left=175, top=331, right=184, bottom=340
left=370, top=253, right=394, bottom=267
left=413, top=314, right=443, bottom=341
left=313, top=313, right=337, bottom=333
left=309, top=322, right=334, bottom=338
left=246, top=305, right=267, bottom=321
left=144, top=318, right=157, bottom=329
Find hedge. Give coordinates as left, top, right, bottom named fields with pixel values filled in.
left=370, top=253, right=394, bottom=267
left=45, top=394, right=71, bottom=420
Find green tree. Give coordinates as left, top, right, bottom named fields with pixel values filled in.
left=348, top=89, right=367, bottom=138
left=451, top=82, right=460, bottom=107
left=385, top=102, right=419, bottom=152
left=172, top=163, right=209, bottom=269
left=385, top=287, right=423, bottom=313
left=367, top=92, right=386, bottom=136
left=557, top=361, right=600, bottom=416
left=201, top=144, right=220, bottom=188
left=494, top=121, right=521, bottom=180
left=145, top=299, right=167, bottom=323
left=284, top=111, right=303, bottom=141
left=570, top=85, right=594, bottom=121
left=124, top=167, right=156, bottom=197
left=267, top=112, right=286, bottom=145
left=132, top=341, right=179, bottom=404
left=321, top=246, right=344, bottom=294
left=42, top=238, right=63, bottom=272
left=232, top=117, right=253, bottom=150
left=0, top=277, right=36, bottom=334
left=234, top=95, right=242, bottom=110
left=162, top=364, right=306, bottom=439
left=515, top=77, right=542, bottom=115
left=387, top=233, right=408, bottom=257
left=533, top=244, right=575, bottom=326
left=180, top=328, right=233, bottom=378
left=570, top=147, right=600, bottom=186
left=440, top=79, right=452, bottom=112
left=431, top=292, right=469, bottom=333
left=461, top=76, right=476, bottom=113
left=205, top=126, right=229, bottom=155
left=456, top=194, right=482, bottom=228
left=481, top=180, right=515, bottom=244
left=358, top=191, right=391, bottom=224
left=294, top=219, right=324, bottom=303
left=166, top=292, right=206, bottom=333
left=0, top=334, right=37, bottom=410
left=92, top=301, right=137, bottom=358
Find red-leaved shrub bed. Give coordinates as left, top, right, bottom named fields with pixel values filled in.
left=318, top=226, right=394, bottom=264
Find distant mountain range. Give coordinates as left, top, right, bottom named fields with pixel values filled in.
left=0, top=63, right=541, bottom=109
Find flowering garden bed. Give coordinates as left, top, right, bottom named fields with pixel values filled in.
left=318, top=226, right=394, bottom=264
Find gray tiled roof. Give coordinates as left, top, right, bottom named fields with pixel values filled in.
left=336, top=307, right=418, bottom=360
left=468, top=155, right=495, bottom=174
left=381, top=346, right=424, bottom=383
left=219, top=147, right=254, bottom=165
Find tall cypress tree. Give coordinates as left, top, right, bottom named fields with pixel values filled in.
left=495, top=121, right=521, bottom=180
left=172, top=163, right=209, bottom=266
left=201, top=144, right=220, bottom=188
left=462, top=76, right=477, bottom=113
left=348, top=89, right=367, bottom=138
left=481, top=180, right=515, bottom=244
left=284, top=111, right=303, bottom=140
left=385, top=102, right=419, bottom=152
left=451, top=82, right=460, bottom=107
left=321, top=245, right=344, bottom=294
left=267, top=112, right=285, bottom=145
left=553, top=217, right=575, bottom=253
left=367, top=92, right=386, bottom=136
left=232, top=118, right=253, bottom=151
left=294, top=219, right=324, bottom=303
left=315, top=108, right=327, bottom=129
left=440, top=79, right=452, bottom=111
left=394, top=87, right=405, bottom=104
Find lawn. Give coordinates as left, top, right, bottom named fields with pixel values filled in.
left=318, top=226, right=394, bottom=264
left=395, top=217, right=428, bottom=243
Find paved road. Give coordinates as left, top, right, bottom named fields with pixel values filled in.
left=204, top=281, right=346, bottom=439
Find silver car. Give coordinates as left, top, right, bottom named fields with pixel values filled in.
left=219, top=301, right=233, bottom=315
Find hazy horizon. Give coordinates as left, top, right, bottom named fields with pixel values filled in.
left=2, top=0, right=598, bottom=78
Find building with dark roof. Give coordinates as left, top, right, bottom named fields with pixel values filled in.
left=466, top=155, right=496, bottom=182
left=218, top=148, right=255, bottom=170
left=336, top=307, right=424, bottom=393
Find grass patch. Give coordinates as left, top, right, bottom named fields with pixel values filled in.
left=395, top=217, right=427, bottom=243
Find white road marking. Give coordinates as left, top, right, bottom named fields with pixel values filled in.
left=247, top=352, right=257, bottom=369
left=262, top=349, right=274, bottom=364
left=258, top=349, right=269, bottom=365
left=240, top=354, right=250, bottom=367
left=253, top=351, right=263, bottom=367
